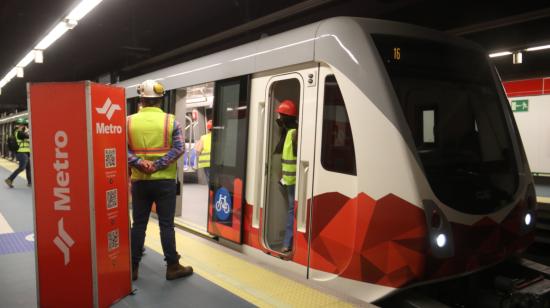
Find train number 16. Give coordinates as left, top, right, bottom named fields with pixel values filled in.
left=393, top=47, right=401, bottom=60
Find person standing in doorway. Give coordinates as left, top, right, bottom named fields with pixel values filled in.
left=5, top=117, right=31, bottom=188
left=128, top=79, right=193, bottom=281
left=195, top=119, right=212, bottom=182
left=275, top=100, right=298, bottom=254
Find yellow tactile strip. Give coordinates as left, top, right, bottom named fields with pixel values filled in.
left=143, top=222, right=356, bottom=307
left=537, top=196, right=550, bottom=204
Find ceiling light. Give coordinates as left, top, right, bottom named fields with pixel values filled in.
left=489, top=51, right=512, bottom=58
left=35, top=22, right=71, bottom=50
left=2, top=69, right=17, bottom=86
left=16, top=67, right=24, bottom=78
left=66, top=0, right=103, bottom=21
left=513, top=51, right=523, bottom=64
left=525, top=44, right=550, bottom=52
left=17, top=51, right=36, bottom=68
left=34, top=50, right=43, bottom=64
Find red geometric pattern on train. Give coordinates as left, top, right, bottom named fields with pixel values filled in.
left=244, top=192, right=532, bottom=289
left=309, top=192, right=427, bottom=288
left=308, top=192, right=532, bottom=288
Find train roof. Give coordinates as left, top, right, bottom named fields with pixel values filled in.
left=118, top=16, right=482, bottom=98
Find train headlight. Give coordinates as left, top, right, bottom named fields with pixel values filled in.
left=435, top=233, right=447, bottom=248
left=524, top=213, right=532, bottom=226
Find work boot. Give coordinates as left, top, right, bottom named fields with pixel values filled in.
left=132, top=264, right=139, bottom=281
left=4, top=178, right=13, bottom=188
left=166, top=262, right=193, bottom=280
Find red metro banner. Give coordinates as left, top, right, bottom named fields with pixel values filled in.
left=29, top=82, right=131, bottom=308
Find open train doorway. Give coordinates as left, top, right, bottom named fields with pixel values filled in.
left=175, top=82, right=214, bottom=234
left=262, top=76, right=302, bottom=254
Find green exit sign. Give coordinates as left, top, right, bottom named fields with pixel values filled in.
left=511, top=99, right=529, bottom=112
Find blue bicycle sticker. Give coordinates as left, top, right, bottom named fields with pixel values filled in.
left=214, top=187, right=232, bottom=221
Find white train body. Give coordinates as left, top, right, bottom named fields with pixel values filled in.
left=119, top=17, right=536, bottom=303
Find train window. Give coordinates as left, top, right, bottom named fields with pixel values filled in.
left=213, top=82, right=240, bottom=167
left=373, top=34, right=518, bottom=214
left=321, top=75, right=356, bottom=175
left=422, top=109, right=435, bottom=144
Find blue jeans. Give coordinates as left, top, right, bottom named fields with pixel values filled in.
left=131, top=180, right=180, bottom=265
left=283, top=185, right=296, bottom=249
left=8, top=152, right=31, bottom=184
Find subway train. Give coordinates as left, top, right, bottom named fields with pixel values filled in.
left=0, top=112, right=28, bottom=159
left=117, top=16, right=536, bottom=303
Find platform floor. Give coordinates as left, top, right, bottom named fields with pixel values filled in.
left=0, top=159, right=358, bottom=308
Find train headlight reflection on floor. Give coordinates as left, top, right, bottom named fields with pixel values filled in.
left=524, top=213, right=532, bottom=226
left=435, top=233, right=447, bottom=248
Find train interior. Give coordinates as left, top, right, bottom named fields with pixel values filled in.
left=174, top=82, right=214, bottom=233
left=264, top=78, right=300, bottom=253
left=0, top=121, right=16, bottom=160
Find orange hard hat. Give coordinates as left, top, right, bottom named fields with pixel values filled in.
left=206, top=120, right=213, bottom=130
left=276, top=99, right=297, bottom=117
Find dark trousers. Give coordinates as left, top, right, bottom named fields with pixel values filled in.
left=8, top=152, right=31, bottom=184
left=131, top=179, right=179, bottom=265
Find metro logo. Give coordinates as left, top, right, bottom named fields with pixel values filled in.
left=95, top=98, right=121, bottom=120
left=53, top=218, right=75, bottom=265
left=96, top=98, right=123, bottom=134
left=96, top=122, right=123, bottom=134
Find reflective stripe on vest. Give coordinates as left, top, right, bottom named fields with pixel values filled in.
left=128, top=107, right=176, bottom=180
left=198, top=132, right=211, bottom=169
left=282, top=128, right=297, bottom=185
left=16, top=132, right=30, bottom=153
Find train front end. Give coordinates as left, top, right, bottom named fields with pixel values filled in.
left=373, top=32, right=536, bottom=279
left=314, top=17, right=537, bottom=300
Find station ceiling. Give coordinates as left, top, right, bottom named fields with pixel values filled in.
left=1, top=0, right=549, bottom=113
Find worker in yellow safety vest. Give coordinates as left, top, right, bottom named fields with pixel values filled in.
left=275, top=100, right=298, bottom=254
left=195, top=119, right=212, bottom=181
left=5, top=117, right=31, bottom=188
left=127, top=79, right=193, bottom=281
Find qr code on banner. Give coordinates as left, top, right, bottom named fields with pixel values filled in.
left=104, top=148, right=116, bottom=168
left=108, top=229, right=119, bottom=251
left=106, top=189, right=118, bottom=209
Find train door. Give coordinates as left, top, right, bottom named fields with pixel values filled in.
left=258, top=66, right=319, bottom=258
left=307, top=65, right=358, bottom=280
left=175, top=83, right=214, bottom=234
left=206, top=76, right=250, bottom=243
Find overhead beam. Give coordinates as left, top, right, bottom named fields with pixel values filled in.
left=448, top=7, right=550, bottom=36
left=120, top=0, right=338, bottom=74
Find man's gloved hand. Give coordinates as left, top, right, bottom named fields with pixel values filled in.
left=137, top=159, right=156, bottom=174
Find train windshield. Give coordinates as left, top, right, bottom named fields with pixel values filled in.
left=373, top=34, right=518, bottom=214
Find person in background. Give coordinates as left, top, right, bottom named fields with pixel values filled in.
left=195, top=119, right=212, bottom=182
left=5, top=117, right=31, bottom=188
left=128, top=79, right=193, bottom=281
left=275, top=100, right=298, bottom=254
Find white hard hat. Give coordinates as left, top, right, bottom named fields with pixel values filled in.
left=137, top=80, right=165, bottom=98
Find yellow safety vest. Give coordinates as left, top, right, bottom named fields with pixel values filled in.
left=128, top=107, right=176, bottom=181
left=16, top=132, right=30, bottom=153
left=282, top=129, right=297, bottom=185
left=198, top=132, right=211, bottom=169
